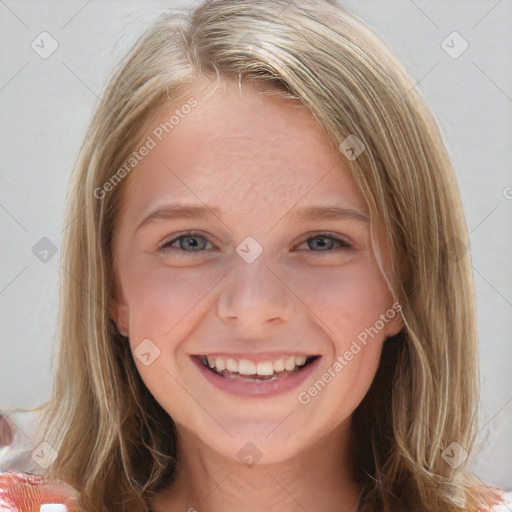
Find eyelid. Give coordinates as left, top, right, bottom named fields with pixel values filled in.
left=159, top=230, right=213, bottom=251
left=294, top=231, right=354, bottom=250
left=159, top=230, right=354, bottom=253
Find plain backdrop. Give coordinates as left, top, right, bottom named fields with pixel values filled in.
left=0, top=0, right=511, bottom=489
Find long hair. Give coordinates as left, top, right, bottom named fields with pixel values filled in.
left=33, top=1, right=501, bottom=510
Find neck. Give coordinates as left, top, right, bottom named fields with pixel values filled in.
left=151, top=418, right=363, bottom=512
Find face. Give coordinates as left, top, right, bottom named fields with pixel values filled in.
left=111, top=79, right=402, bottom=464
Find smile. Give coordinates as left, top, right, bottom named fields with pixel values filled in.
left=197, top=354, right=320, bottom=382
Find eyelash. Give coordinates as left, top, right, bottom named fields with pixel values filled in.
left=158, top=230, right=353, bottom=254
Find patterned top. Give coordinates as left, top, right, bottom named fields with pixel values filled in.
left=0, top=472, right=79, bottom=511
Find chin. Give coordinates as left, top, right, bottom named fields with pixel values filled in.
left=191, top=420, right=317, bottom=467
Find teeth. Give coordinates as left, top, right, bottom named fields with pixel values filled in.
left=295, top=355, right=307, bottom=366
left=273, top=358, right=285, bottom=372
left=256, top=361, right=274, bottom=376
left=226, top=357, right=238, bottom=372
left=284, top=356, right=296, bottom=371
left=238, top=359, right=256, bottom=375
left=200, top=355, right=312, bottom=377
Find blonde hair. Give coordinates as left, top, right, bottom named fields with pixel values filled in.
left=32, top=0, right=502, bottom=510
left=0, top=414, right=16, bottom=447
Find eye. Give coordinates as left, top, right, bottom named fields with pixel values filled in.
left=298, top=232, right=353, bottom=252
left=159, top=231, right=213, bottom=253
left=158, top=231, right=353, bottom=254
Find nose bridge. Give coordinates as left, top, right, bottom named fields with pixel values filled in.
left=217, top=246, right=294, bottom=325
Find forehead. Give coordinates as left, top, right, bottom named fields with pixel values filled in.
left=118, top=79, right=367, bottom=225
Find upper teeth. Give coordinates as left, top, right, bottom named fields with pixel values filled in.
left=203, top=355, right=309, bottom=376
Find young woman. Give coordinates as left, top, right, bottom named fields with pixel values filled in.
left=1, top=1, right=510, bottom=511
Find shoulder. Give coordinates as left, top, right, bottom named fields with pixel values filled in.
left=0, top=471, right=79, bottom=511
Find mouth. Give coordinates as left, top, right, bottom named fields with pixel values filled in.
left=195, top=354, right=321, bottom=382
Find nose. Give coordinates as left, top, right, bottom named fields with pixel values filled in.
left=216, top=252, right=295, bottom=329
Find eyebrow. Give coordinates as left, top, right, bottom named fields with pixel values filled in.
left=136, top=203, right=369, bottom=231
left=292, top=205, right=369, bottom=224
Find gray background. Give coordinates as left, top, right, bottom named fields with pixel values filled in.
left=0, top=0, right=511, bottom=489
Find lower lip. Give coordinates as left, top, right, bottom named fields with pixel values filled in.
left=191, top=356, right=321, bottom=397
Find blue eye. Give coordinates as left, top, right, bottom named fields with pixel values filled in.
left=160, top=231, right=212, bottom=252
left=159, top=231, right=352, bottom=254
left=301, top=233, right=352, bottom=252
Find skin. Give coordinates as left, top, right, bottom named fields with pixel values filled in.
left=111, top=78, right=402, bottom=512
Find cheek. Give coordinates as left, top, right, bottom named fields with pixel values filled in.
left=289, top=259, right=394, bottom=344
left=124, top=265, right=222, bottom=424
left=125, top=263, right=220, bottom=339
left=290, top=262, right=392, bottom=409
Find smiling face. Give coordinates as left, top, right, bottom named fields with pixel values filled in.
left=110, top=78, right=401, bottom=465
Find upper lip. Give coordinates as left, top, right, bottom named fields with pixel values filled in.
left=192, top=352, right=320, bottom=363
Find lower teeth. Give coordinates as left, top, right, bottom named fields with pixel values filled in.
left=226, top=373, right=281, bottom=382
left=219, top=370, right=291, bottom=382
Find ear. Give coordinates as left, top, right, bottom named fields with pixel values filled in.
left=110, top=292, right=129, bottom=336
left=385, top=302, right=404, bottom=338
